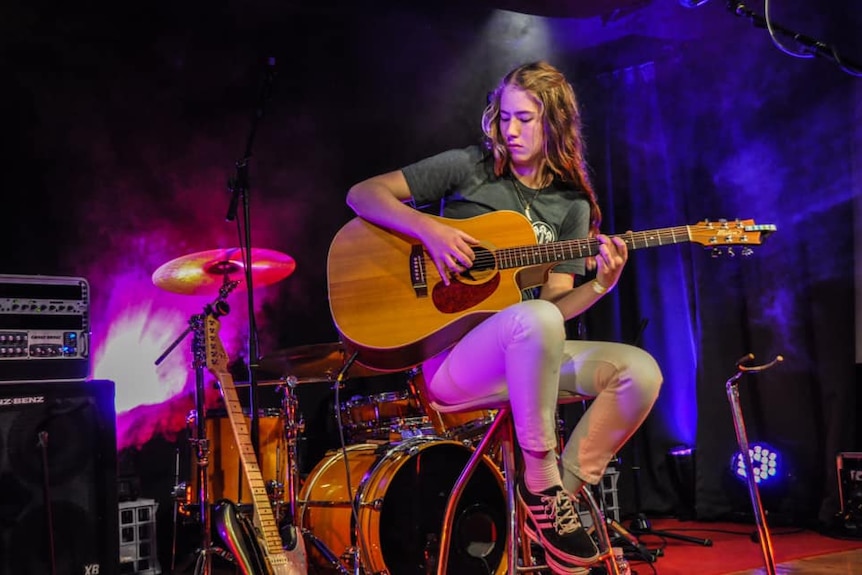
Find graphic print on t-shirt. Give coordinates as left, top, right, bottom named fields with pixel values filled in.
left=532, top=220, right=555, bottom=245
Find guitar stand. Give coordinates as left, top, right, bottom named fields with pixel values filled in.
left=725, top=353, right=784, bottom=575
left=156, top=282, right=238, bottom=575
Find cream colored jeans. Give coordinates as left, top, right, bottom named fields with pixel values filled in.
left=422, top=298, right=663, bottom=486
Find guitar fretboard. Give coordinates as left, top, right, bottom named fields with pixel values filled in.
left=491, top=226, right=692, bottom=270
left=206, top=319, right=289, bottom=565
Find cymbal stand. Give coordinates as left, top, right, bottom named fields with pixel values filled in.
left=293, top=359, right=359, bottom=575
left=274, top=375, right=304, bottom=531
left=272, top=374, right=351, bottom=575
left=155, top=281, right=238, bottom=575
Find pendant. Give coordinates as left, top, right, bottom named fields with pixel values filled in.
left=524, top=207, right=532, bottom=222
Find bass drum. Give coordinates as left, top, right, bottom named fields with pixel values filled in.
left=298, top=438, right=507, bottom=574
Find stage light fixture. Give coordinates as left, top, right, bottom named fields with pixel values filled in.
left=731, top=443, right=781, bottom=485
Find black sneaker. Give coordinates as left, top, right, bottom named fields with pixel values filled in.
left=524, top=515, right=591, bottom=574
left=517, top=478, right=600, bottom=567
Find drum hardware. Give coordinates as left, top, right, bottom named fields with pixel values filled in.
left=152, top=243, right=300, bottom=573
left=269, top=374, right=306, bottom=531
left=333, top=351, right=374, bottom=575
left=171, top=447, right=183, bottom=575
left=155, top=281, right=239, bottom=575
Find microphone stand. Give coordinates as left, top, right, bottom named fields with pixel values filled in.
left=727, top=1, right=862, bottom=76
left=225, top=56, right=277, bottom=458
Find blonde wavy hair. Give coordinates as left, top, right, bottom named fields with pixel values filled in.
left=481, top=61, right=601, bottom=238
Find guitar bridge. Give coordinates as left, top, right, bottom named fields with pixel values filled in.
left=410, top=244, right=428, bottom=297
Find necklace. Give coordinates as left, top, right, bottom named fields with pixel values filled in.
left=512, top=178, right=543, bottom=222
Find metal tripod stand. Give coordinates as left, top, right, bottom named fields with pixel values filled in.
left=156, top=281, right=238, bottom=575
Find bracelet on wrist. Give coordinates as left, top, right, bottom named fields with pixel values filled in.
left=592, top=280, right=608, bottom=295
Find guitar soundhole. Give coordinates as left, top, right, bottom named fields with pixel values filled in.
left=432, top=273, right=500, bottom=314
left=471, top=246, right=495, bottom=272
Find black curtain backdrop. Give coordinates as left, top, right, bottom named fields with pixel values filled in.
left=1, top=3, right=859, bottom=567
left=576, top=19, right=859, bottom=524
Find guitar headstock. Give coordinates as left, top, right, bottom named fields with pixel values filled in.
left=690, top=219, right=776, bottom=255
left=203, top=314, right=230, bottom=375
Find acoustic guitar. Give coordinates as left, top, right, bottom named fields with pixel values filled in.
left=327, top=210, right=775, bottom=372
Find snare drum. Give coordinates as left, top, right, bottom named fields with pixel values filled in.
left=298, top=438, right=507, bottom=574
left=189, top=409, right=285, bottom=505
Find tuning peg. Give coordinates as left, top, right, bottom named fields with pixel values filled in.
left=742, top=247, right=754, bottom=257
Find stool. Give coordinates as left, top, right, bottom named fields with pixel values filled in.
left=435, top=396, right=621, bottom=574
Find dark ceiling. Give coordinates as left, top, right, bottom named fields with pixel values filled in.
left=489, top=0, right=656, bottom=20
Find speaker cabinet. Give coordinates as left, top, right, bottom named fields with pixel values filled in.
left=0, top=380, right=118, bottom=575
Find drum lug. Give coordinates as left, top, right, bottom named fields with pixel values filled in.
left=266, top=479, right=284, bottom=503
left=171, top=480, right=189, bottom=501
left=340, top=547, right=360, bottom=571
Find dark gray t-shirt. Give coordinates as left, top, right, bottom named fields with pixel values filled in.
left=401, top=145, right=589, bottom=277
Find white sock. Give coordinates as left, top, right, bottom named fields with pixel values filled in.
left=522, top=449, right=561, bottom=493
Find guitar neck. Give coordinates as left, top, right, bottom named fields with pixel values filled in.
left=218, top=375, right=288, bottom=559
left=203, top=314, right=289, bottom=564
left=495, top=225, right=692, bottom=269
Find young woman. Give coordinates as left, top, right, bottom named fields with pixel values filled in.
left=345, top=60, right=663, bottom=573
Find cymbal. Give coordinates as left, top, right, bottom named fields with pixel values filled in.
left=259, top=342, right=383, bottom=381
left=152, top=247, right=296, bottom=295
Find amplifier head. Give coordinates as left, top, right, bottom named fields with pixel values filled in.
left=0, top=274, right=90, bottom=383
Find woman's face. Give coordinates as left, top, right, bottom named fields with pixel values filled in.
left=499, top=85, right=544, bottom=173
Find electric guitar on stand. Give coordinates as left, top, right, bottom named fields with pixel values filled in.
left=204, top=314, right=308, bottom=575
left=327, top=210, right=776, bottom=371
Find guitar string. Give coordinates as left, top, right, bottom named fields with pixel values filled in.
left=449, top=226, right=696, bottom=271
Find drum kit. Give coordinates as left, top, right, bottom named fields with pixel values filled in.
left=152, top=247, right=506, bottom=575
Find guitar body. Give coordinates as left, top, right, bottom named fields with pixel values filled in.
left=214, top=499, right=272, bottom=575
left=327, top=211, right=546, bottom=371
left=214, top=499, right=307, bottom=575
